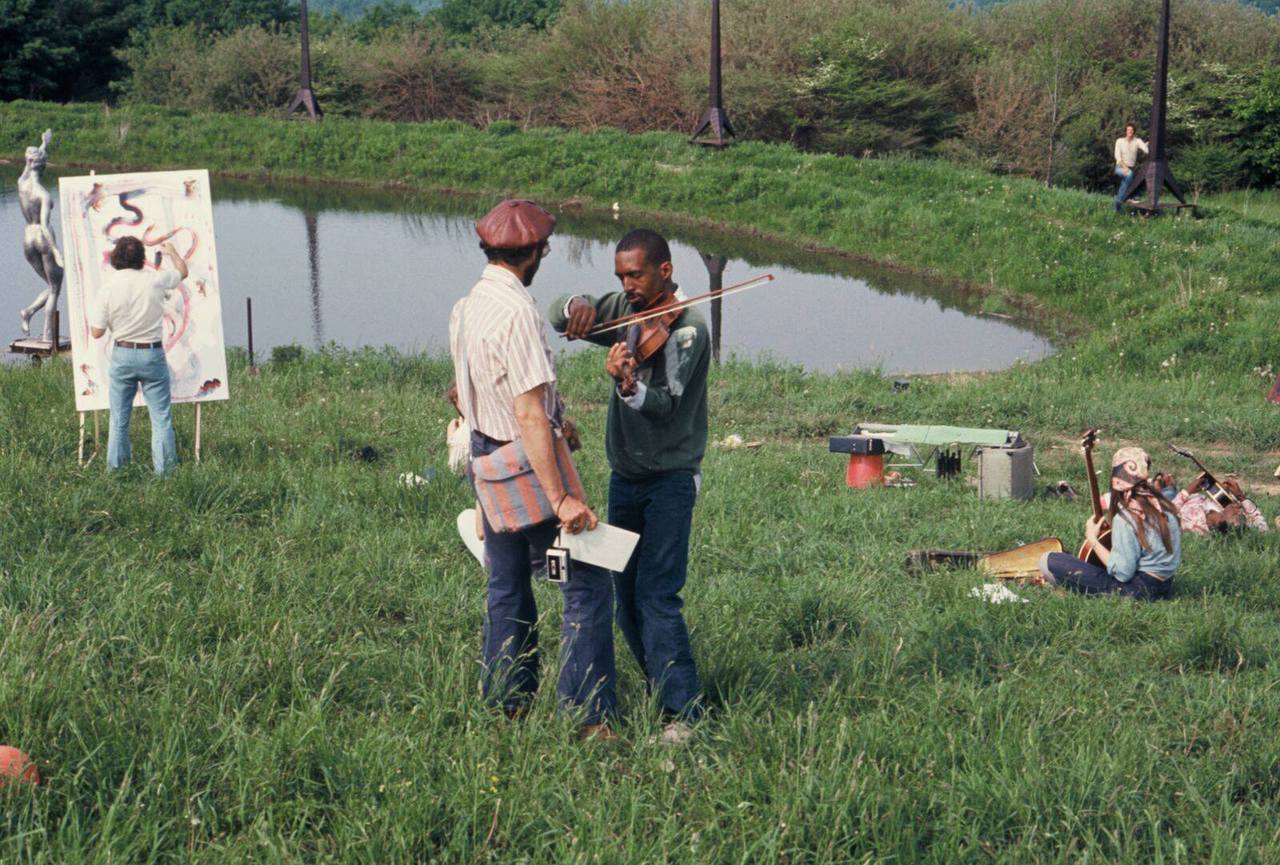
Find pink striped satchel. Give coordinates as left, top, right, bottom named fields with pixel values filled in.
left=456, top=298, right=586, bottom=532
left=471, top=433, right=586, bottom=532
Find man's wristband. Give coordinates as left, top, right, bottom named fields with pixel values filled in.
left=554, top=494, right=570, bottom=517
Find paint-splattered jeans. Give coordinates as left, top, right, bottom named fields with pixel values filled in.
left=609, top=471, right=703, bottom=721
left=107, top=345, right=177, bottom=475
left=472, top=434, right=616, bottom=725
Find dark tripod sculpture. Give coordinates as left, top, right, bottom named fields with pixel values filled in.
left=690, top=0, right=735, bottom=148
left=1126, top=0, right=1189, bottom=213
left=287, top=0, right=322, bottom=119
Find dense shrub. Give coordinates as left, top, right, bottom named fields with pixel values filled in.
left=1234, top=65, right=1280, bottom=185
left=106, top=0, right=1280, bottom=192
left=350, top=27, right=478, bottom=122
left=115, top=24, right=296, bottom=114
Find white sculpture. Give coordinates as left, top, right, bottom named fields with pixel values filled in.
left=18, top=129, right=65, bottom=342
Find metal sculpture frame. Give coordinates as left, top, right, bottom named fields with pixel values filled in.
left=288, top=0, right=322, bottom=120
left=690, top=0, right=735, bottom=148
left=1126, top=0, right=1191, bottom=214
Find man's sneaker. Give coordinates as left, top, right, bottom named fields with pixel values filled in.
left=657, top=721, right=695, bottom=747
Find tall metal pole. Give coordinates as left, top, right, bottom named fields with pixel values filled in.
left=1127, top=0, right=1188, bottom=212
left=690, top=0, right=735, bottom=148
left=1150, top=0, right=1170, bottom=163
left=287, top=0, right=322, bottom=119
left=246, top=297, right=257, bottom=372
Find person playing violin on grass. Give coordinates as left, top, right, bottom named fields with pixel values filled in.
left=550, top=228, right=710, bottom=745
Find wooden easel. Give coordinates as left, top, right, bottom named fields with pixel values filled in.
left=77, top=410, right=100, bottom=466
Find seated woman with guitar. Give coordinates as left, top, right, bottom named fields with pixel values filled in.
left=1039, top=444, right=1181, bottom=600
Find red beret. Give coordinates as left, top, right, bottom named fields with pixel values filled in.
left=475, top=199, right=556, bottom=249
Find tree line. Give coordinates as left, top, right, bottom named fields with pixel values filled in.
left=5, top=0, right=1279, bottom=192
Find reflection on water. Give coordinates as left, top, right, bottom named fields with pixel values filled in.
left=0, top=167, right=1056, bottom=373
left=304, top=210, right=322, bottom=347
left=701, top=253, right=727, bottom=364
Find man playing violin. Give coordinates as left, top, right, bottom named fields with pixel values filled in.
left=549, top=228, right=710, bottom=744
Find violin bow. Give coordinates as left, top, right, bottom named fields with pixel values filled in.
left=567, top=273, right=775, bottom=340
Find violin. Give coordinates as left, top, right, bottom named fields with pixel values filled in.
left=619, top=289, right=681, bottom=396
left=1167, top=443, right=1241, bottom=512
left=1077, top=428, right=1113, bottom=566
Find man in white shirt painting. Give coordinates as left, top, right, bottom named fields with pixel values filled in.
left=89, top=235, right=188, bottom=475
left=1114, top=123, right=1149, bottom=213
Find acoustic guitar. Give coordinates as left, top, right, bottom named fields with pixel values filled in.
left=1168, top=443, right=1240, bottom=512
left=1077, top=428, right=1112, bottom=566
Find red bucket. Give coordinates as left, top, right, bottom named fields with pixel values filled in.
left=845, top=454, right=884, bottom=489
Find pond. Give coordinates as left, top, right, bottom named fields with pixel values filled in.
left=0, top=166, right=1055, bottom=373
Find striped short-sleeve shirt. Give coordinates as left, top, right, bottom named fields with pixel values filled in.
left=449, top=264, right=559, bottom=442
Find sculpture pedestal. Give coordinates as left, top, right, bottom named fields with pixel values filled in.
left=9, top=336, right=70, bottom=364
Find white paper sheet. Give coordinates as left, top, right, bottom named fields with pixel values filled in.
left=558, top=521, right=640, bottom=572
left=456, top=509, right=639, bottom=572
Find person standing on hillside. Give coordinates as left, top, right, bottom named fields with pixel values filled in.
left=550, top=229, right=710, bottom=745
left=449, top=199, right=617, bottom=741
left=1113, top=123, right=1148, bottom=213
left=89, top=236, right=187, bottom=475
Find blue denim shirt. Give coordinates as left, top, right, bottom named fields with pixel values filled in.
left=1108, top=510, right=1180, bottom=581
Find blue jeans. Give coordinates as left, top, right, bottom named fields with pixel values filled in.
left=1115, top=165, right=1139, bottom=210
left=472, top=434, right=616, bottom=725
left=1040, top=552, right=1172, bottom=600
left=609, top=471, right=702, bottom=721
left=107, top=346, right=178, bottom=475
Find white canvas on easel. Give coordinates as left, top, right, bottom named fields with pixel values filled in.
left=59, top=170, right=229, bottom=413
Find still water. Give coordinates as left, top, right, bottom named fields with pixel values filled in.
left=0, top=167, right=1054, bottom=373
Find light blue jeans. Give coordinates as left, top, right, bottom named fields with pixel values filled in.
left=107, top=345, right=178, bottom=475
left=1115, top=165, right=1139, bottom=210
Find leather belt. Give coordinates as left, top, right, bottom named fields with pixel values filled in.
left=475, top=430, right=511, bottom=448
left=115, top=340, right=162, bottom=349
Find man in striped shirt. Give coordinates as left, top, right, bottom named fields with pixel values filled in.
left=449, top=199, right=617, bottom=740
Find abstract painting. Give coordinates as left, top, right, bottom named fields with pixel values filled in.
left=60, top=170, right=229, bottom=412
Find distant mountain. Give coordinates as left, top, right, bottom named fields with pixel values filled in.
left=309, top=0, right=440, bottom=15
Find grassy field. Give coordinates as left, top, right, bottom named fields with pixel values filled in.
left=6, top=350, right=1280, bottom=863
left=4, top=102, right=1280, bottom=861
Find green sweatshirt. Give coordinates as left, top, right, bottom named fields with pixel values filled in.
left=549, top=291, right=710, bottom=480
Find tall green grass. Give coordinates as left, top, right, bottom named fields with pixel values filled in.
left=5, top=349, right=1280, bottom=862
left=4, top=102, right=1280, bottom=861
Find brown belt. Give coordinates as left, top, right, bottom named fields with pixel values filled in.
left=116, top=340, right=162, bottom=349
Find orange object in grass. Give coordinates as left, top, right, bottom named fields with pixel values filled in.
left=845, top=453, right=885, bottom=489
left=0, top=745, right=40, bottom=788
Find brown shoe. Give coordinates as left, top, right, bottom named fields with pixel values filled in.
left=578, top=723, right=620, bottom=743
